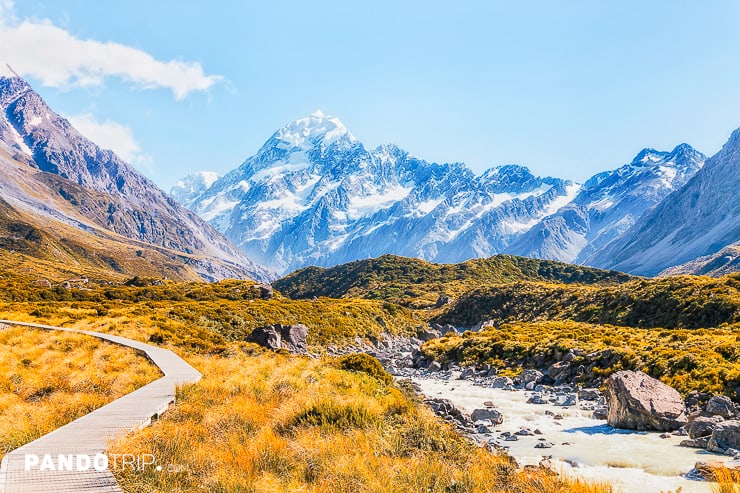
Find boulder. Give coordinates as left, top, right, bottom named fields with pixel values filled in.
left=427, top=361, right=442, bottom=372
left=706, top=395, right=737, bottom=419
left=246, top=324, right=308, bottom=354
left=471, top=408, right=504, bottom=425
left=578, top=388, right=601, bottom=401
left=246, top=326, right=281, bottom=351
left=418, top=327, right=443, bottom=342
left=516, top=369, right=544, bottom=386
left=491, top=376, right=513, bottom=389
left=257, top=283, right=274, bottom=300
left=277, top=324, right=308, bottom=353
left=693, top=460, right=740, bottom=481
left=688, top=414, right=725, bottom=439
left=547, top=361, right=573, bottom=383
left=680, top=437, right=710, bottom=449
left=32, top=279, right=52, bottom=288
left=707, top=420, right=740, bottom=453
left=604, top=371, right=687, bottom=431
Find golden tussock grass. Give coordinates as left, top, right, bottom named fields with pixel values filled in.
left=109, top=351, right=612, bottom=493
left=0, top=324, right=161, bottom=460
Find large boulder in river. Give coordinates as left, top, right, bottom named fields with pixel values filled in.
left=471, top=408, right=504, bottom=425
left=604, top=371, right=688, bottom=431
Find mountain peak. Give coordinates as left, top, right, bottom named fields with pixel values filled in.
left=667, top=143, right=704, bottom=163
left=0, top=66, right=31, bottom=102
left=272, top=111, right=356, bottom=150
left=631, top=148, right=669, bottom=165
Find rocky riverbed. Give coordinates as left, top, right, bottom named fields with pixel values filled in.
left=266, top=330, right=740, bottom=490
left=326, top=332, right=740, bottom=491
left=410, top=372, right=737, bottom=493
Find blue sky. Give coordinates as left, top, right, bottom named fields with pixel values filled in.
left=2, top=1, right=740, bottom=190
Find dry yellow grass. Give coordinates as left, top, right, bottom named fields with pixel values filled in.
left=0, top=324, right=161, bottom=460
left=109, top=350, right=612, bottom=493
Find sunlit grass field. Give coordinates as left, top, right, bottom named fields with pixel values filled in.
left=0, top=324, right=161, bottom=461
left=109, top=350, right=613, bottom=493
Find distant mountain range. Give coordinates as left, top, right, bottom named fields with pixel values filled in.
left=1, top=70, right=734, bottom=282
left=0, top=72, right=270, bottom=282
left=176, top=111, right=737, bottom=277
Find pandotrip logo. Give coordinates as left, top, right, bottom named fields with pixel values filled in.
left=24, top=453, right=189, bottom=473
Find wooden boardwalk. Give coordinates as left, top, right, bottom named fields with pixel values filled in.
left=0, top=320, right=201, bottom=493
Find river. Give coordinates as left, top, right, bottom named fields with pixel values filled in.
left=412, top=376, right=735, bottom=493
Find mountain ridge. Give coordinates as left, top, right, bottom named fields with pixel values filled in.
left=0, top=74, right=273, bottom=282
left=178, top=111, right=713, bottom=276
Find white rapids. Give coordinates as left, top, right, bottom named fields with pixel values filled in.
left=412, top=376, right=734, bottom=493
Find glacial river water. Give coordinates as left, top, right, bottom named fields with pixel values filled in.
left=412, top=376, right=734, bottom=493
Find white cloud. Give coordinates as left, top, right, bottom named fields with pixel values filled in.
left=67, top=113, right=153, bottom=172
left=0, top=2, right=220, bottom=99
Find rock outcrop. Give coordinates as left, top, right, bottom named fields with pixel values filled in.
left=246, top=324, right=308, bottom=354
left=604, top=371, right=687, bottom=431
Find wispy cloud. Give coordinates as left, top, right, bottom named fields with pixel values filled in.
left=67, top=113, right=153, bottom=172
left=0, top=2, right=221, bottom=99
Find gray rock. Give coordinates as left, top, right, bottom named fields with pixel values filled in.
left=257, top=283, right=274, bottom=300
left=527, top=394, right=548, bottom=405
left=553, top=394, right=578, bottom=407
left=706, top=395, right=737, bottom=419
left=688, top=414, right=725, bottom=439
left=427, top=361, right=442, bottom=372
left=534, top=441, right=554, bottom=449
left=492, top=376, right=513, bottom=389
left=277, top=324, right=308, bottom=353
left=418, top=326, right=443, bottom=342
left=707, top=420, right=740, bottom=453
left=547, top=361, right=573, bottom=383
left=246, top=325, right=282, bottom=350
left=604, top=370, right=687, bottom=431
left=578, top=388, right=601, bottom=401
left=476, top=424, right=494, bottom=434
left=518, top=369, right=544, bottom=386
left=471, top=408, right=504, bottom=425
left=680, top=437, right=710, bottom=449
left=246, top=324, right=308, bottom=354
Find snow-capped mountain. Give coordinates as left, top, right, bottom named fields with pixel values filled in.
left=586, top=127, right=740, bottom=276
left=0, top=72, right=271, bottom=281
left=180, top=111, right=581, bottom=273
left=507, top=144, right=705, bottom=262
left=177, top=111, right=715, bottom=276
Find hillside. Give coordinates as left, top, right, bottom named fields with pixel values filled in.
left=432, top=274, right=740, bottom=329
left=0, top=74, right=270, bottom=282
left=273, top=254, right=631, bottom=306
left=586, top=127, right=740, bottom=276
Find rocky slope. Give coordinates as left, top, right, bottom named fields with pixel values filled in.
left=587, top=127, right=740, bottom=276
left=0, top=73, right=271, bottom=281
left=660, top=242, right=740, bottom=277
left=508, top=145, right=705, bottom=263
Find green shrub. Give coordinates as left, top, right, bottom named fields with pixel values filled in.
left=288, top=401, right=377, bottom=431
left=336, top=353, right=392, bottom=385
